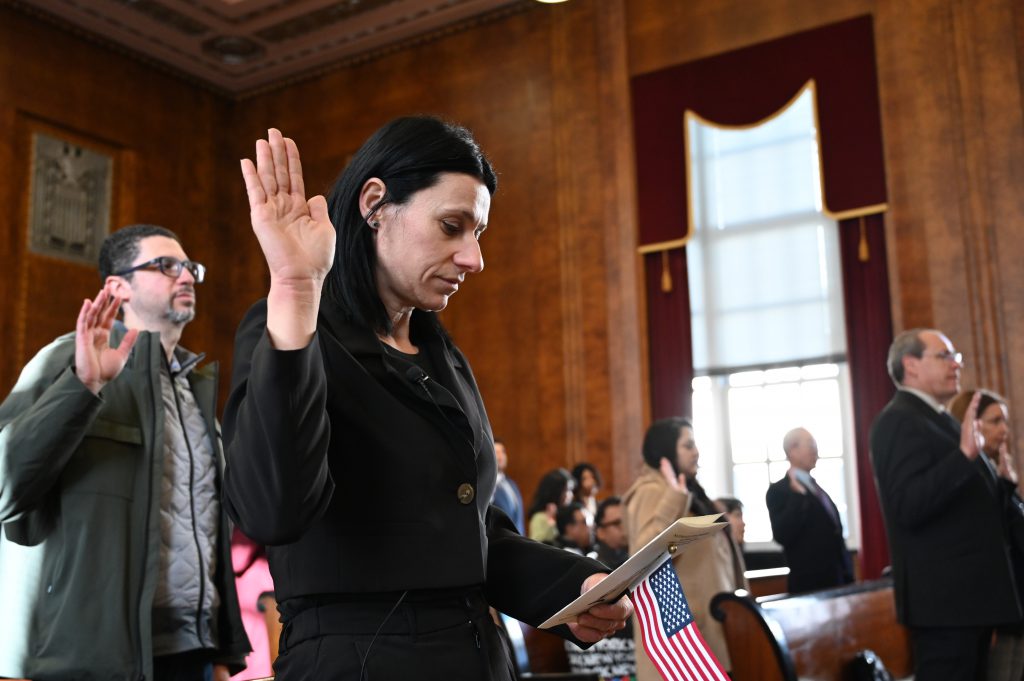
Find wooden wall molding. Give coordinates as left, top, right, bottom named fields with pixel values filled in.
left=874, top=0, right=1024, bottom=423
left=546, top=0, right=647, bottom=491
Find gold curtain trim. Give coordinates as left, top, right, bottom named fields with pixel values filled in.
left=660, top=251, right=673, bottom=292
left=638, top=237, right=689, bottom=255
left=823, top=202, right=888, bottom=221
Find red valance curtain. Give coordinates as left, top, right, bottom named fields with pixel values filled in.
left=632, top=15, right=893, bottom=577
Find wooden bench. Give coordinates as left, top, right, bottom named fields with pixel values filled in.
left=710, top=578, right=912, bottom=681
left=501, top=614, right=599, bottom=680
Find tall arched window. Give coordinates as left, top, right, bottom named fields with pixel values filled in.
left=632, top=15, right=894, bottom=576
left=685, top=84, right=858, bottom=548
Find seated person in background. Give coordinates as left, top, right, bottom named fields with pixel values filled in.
left=766, top=427, right=853, bottom=594
left=592, top=496, right=629, bottom=570
left=567, top=500, right=637, bottom=680
left=528, top=467, right=575, bottom=544
left=950, top=388, right=1024, bottom=681
left=572, top=462, right=603, bottom=516
left=715, top=496, right=746, bottom=549
left=556, top=501, right=594, bottom=555
left=231, top=527, right=274, bottom=680
left=490, top=438, right=526, bottom=533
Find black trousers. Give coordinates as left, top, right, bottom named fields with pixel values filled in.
left=911, top=625, right=993, bottom=681
left=274, top=588, right=515, bottom=681
left=153, top=650, right=213, bottom=681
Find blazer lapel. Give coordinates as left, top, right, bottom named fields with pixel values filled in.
left=318, top=308, right=481, bottom=462
left=896, top=391, right=999, bottom=497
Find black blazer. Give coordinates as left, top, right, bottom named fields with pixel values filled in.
left=766, top=475, right=852, bottom=594
left=870, top=389, right=1021, bottom=627
left=222, top=300, right=602, bottom=630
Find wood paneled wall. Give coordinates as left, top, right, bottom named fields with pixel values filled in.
left=4, top=0, right=1024, bottom=502
left=0, top=6, right=233, bottom=393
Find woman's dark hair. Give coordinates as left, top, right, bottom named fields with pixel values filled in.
left=641, top=417, right=692, bottom=470
left=571, top=462, right=602, bottom=495
left=323, top=115, right=498, bottom=333
left=949, top=389, right=1007, bottom=423
left=642, top=417, right=715, bottom=515
left=527, top=468, right=573, bottom=518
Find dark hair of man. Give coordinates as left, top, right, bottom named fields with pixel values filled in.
left=886, top=328, right=928, bottom=385
left=527, top=468, right=572, bottom=518
left=323, top=115, right=498, bottom=334
left=556, top=501, right=586, bottom=538
left=641, top=417, right=693, bottom=469
left=571, top=462, right=603, bottom=491
left=98, top=224, right=180, bottom=280
left=595, top=496, right=622, bottom=528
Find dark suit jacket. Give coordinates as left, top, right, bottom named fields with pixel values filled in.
left=222, top=300, right=602, bottom=634
left=870, top=389, right=1022, bottom=628
left=766, top=475, right=852, bottom=593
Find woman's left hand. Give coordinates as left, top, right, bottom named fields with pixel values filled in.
left=568, top=573, right=634, bottom=643
left=998, top=443, right=1019, bottom=484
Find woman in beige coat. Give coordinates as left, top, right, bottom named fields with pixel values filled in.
left=623, top=417, right=748, bottom=679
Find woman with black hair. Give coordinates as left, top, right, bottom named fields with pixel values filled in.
left=622, top=417, right=747, bottom=680
left=571, top=462, right=602, bottom=517
left=222, top=119, right=631, bottom=680
left=526, top=468, right=575, bottom=544
left=949, top=389, right=1024, bottom=681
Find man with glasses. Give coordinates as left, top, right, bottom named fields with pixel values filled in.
left=0, top=225, right=249, bottom=681
left=591, top=496, right=628, bottom=570
left=871, top=328, right=1023, bottom=681
left=568, top=496, right=636, bottom=680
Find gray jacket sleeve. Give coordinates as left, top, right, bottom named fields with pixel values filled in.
left=0, top=336, right=103, bottom=522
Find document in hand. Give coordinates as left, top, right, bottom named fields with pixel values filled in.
left=538, top=513, right=727, bottom=629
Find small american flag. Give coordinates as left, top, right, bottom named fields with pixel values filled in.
left=632, top=553, right=729, bottom=681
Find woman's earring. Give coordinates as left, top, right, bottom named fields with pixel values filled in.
left=370, top=220, right=380, bottom=230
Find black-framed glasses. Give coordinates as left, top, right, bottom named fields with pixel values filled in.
left=115, top=256, right=206, bottom=283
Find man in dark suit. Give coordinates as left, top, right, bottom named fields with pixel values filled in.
left=871, top=328, right=1022, bottom=681
left=766, top=427, right=853, bottom=593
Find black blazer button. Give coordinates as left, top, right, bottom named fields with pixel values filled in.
left=457, top=483, right=475, bottom=504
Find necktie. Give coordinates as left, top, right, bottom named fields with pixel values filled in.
left=941, top=410, right=960, bottom=434
left=810, top=481, right=842, bottom=528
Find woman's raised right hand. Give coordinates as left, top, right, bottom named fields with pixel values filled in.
left=241, top=128, right=336, bottom=286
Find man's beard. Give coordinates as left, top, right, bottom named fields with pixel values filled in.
left=166, top=304, right=195, bottom=324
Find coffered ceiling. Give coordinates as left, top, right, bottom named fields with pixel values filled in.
left=11, top=0, right=525, bottom=96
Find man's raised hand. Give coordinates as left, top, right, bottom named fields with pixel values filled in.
left=75, top=285, right=138, bottom=395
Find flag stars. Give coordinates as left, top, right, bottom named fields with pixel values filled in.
left=633, top=556, right=729, bottom=680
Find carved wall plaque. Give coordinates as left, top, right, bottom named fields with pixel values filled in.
left=28, top=132, right=113, bottom=265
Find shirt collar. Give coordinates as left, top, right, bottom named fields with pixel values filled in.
left=899, top=386, right=946, bottom=413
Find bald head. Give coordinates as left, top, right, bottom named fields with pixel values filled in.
left=783, top=427, right=818, bottom=472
